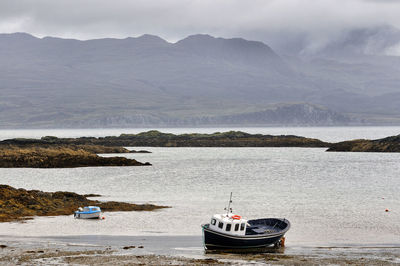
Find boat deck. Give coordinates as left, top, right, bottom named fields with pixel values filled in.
left=245, top=218, right=288, bottom=236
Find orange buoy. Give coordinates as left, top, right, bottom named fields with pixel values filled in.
left=280, top=237, right=286, bottom=247
left=102, top=216, right=105, bottom=219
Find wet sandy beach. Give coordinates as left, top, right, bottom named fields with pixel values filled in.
left=1, top=235, right=400, bottom=265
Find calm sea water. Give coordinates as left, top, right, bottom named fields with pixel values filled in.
left=0, top=127, right=399, bottom=250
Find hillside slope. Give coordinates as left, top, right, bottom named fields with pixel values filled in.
left=1, top=32, right=399, bottom=127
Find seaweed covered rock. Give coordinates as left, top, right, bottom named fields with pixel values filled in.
left=0, top=147, right=150, bottom=168
left=0, top=142, right=133, bottom=154
left=327, top=135, right=400, bottom=152
left=0, top=185, right=168, bottom=222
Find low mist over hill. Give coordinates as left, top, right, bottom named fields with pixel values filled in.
left=0, top=30, right=400, bottom=128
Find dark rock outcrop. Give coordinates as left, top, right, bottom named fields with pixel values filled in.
left=129, top=150, right=152, bottom=153
left=0, top=146, right=150, bottom=168
left=99, top=130, right=330, bottom=147
left=0, top=185, right=168, bottom=222
left=83, top=194, right=102, bottom=197
left=1, top=139, right=133, bottom=153
left=327, top=135, right=400, bottom=152
left=1, top=131, right=330, bottom=148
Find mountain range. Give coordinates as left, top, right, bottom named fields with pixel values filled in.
left=0, top=27, right=400, bottom=128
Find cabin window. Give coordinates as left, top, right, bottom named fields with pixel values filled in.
left=211, top=219, right=216, bottom=225
left=226, top=224, right=231, bottom=231
left=240, top=223, right=245, bottom=231
left=234, top=224, right=239, bottom=231
left=218, top=222, right=224, bottom=229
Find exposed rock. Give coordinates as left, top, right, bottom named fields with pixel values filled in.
left=111, top=131, right=330, bottom=147
left=0, top=146, right=150, bottom=168
left=129, top=150, right=152, bottom=153
left=83, top=194, right=102, bottom=197
left=1, top=141, right=133, bottom=154
left=1, top=131, right=330, bottom=148
left=122, top=246, right=136, bottom=249
left=327, top=135, right=400, bottom=152
left=0, top=185, right=169, bottom=222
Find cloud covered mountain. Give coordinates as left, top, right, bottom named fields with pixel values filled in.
left=269, top=25, right=400, bottom=57
left=0, top=31, right=399, bottom=128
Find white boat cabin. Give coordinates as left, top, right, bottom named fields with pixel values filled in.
left=209, top=213, right=248, bottom=236
left=80, top=206, right=101, bottom=213
left=86, top=206, right=100, bottom=212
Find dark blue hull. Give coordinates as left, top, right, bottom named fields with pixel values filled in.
left=202, top=218, right=290, bottom=250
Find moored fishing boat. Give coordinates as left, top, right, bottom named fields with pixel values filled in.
left=201, top=193, right=290, bottom=250
left=74, top=206, right=102, bottom=219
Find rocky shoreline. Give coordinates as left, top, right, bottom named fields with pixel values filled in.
left=0, top=185, right=168, bottom=222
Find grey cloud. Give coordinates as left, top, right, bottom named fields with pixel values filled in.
left=0, top=0, right=400, bottom=50
left=363, top=0, right=400, bottom=3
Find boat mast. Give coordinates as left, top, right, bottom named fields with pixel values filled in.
left=226, top=192, right=233, bottom=215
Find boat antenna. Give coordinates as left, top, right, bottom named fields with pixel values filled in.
left=226, top=192, right=233, bottom=215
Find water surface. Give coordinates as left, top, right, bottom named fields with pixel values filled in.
left=0, top=146, right=399, bottom=248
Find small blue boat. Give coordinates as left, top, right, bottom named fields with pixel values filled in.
left=74, top=206, right=102, bottom=219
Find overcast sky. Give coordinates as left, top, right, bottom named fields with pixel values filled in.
left=1, top=0, right=400, bottom=44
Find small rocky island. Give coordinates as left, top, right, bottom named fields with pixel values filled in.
left=0, top=145, right=150, bottom=168
left=111, top=130, right=329, bottom=147
left=1, top=130, right=330, bottom=147
left=0, top=134, right=152, bottom=168
left=0, top=185, right=168, bottom=222
left=327, top=135, right=400, bottom=152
